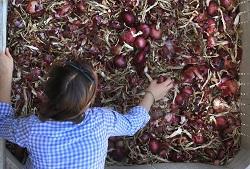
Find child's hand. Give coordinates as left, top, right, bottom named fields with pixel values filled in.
left=146, top=78, right=174, bottom=101
left=0, top=48, right=13, bottom=79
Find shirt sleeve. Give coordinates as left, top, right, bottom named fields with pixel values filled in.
left=0, top=102, right=31, bottom=148
left=101, top=106, right=150, bottom=137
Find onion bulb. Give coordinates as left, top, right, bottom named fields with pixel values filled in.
left=114, top=54, right=127, bottom=68
left=137, top=23, right=151, bottom=38
left=134, top=36, right=147, bottom=49
left=150, top=25, right=162, bottom=40
left=207, top=1, right=219, bottom=16
left=121, top=28, right=137, bottom=44
left=121, top=11, right=135, bottom=26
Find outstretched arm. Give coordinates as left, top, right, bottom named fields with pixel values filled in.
left=0, top=48, right=13, bottom=103
left=103, top=78, right=174, bottom=137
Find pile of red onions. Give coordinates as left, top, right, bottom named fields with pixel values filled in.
left=8, top=0, right=242, bottom=166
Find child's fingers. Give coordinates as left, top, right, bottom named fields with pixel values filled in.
left=166, top=82, right=174, bottom=90
left=163, top=78, right=173, bottom=86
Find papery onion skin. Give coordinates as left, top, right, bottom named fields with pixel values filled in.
left=111, top=45, right=123, bottom=56
left=26, top=0, right=44, bottom=16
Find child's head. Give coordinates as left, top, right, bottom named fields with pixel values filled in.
left=39, top=61, right=97, bottom=123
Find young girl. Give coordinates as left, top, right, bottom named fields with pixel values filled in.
left=0, top=48, right=173, bottom=169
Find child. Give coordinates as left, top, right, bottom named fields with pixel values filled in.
left=0, top=48, right=173, bottom=169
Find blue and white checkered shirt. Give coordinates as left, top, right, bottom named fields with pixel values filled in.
left=0, top=102, right=150, bottom=169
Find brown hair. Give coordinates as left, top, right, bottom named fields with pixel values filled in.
left=38, top=61, right=97, bottom=123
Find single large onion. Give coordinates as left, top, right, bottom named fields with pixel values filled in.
left=220, top=0, right=236, bottom=11
left=215, top=116, right=228, bottom=130
left=207, top=1, right=219, bottom=16
left=114, top=54, right=127, bottom=68
left=149, top=139, right=160, bottom=154
left=175, top=94, right=185, bottom=106
left=134, top=50, right=146, bottom=65
left=121, top=28, right=137, bottom=44
left=121, top=11, right=136, bottom=26
left=134, top=36, right=147, bottom=49
left=150, top=25, right=162, bottom=40
left=192, top=134, right=206, bottom=144
left=181, top=86, right=193, bottom=96
left=76, top=1, right=86, bottom=13
left=219, top=79, right=239, bottom=97
left=26, top=0, right=44, bottom=15
left=137, top=23, right=151, bottom=38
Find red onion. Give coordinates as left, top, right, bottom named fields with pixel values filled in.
left=219, top=79, right=239, bottom=97
left=170, top=103, right=179, bottom=113
left=111, top=45, right=123, bottom=56
left=215, top=116, right=228, bottom=130
left=181, top=86, right=193, bottom=96
left=139, top=133, right=150, bottom=143
left=143, top=42, right=151, bottom=53
left=207, top=1, right=219, bottom=16
left=56, top=3, right=71, bottom=17
left=150, top=25, right=162, bottom=40
left=137, top=23, right=151, bottom=38
left=134, top=36, right=147, bottom=49
left=175, top=94, right=185, bottom=106
left=220, top=0, right=236, bottom=11
left=114, top=54, right=127, bottom=68
left=134, top=50, right=146, bottom=65
left=149, top=139, right=160, bottom=154
left=194, top=11, right=208, bottom=23
left=181, top=66, right=197, bottom=83
left=121, top=11, right=136, bottom=26
left=206, top=18, right=217, bottom=35
left=121, top=28, right=137, bottom=44
left=76, top=1, right=86, bottom=13
left=159, top=149, right=168, bottom=158
left=192, top=134, right=206, bottom=144
left=26, top=0, right=43, bottom=15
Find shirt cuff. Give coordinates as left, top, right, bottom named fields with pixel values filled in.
left=0, top=102, right=14, bottom=117
left=129, top=106, right=150, bottom=124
